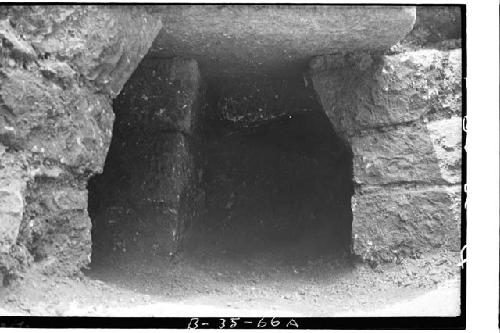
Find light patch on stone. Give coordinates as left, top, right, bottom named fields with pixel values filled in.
left=0, top=181, right=25, bottom=254
left=53, top=189, right=87, bottom=211
left=426, top=116, right=462, bottom=185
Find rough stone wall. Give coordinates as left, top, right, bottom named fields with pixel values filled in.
left=0, top=6, right=162, bottom=282
left=89, top=56, right=205, bottom=259
left=310, top=49, right=462, bottom=263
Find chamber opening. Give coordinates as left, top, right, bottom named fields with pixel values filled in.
left=86, top=55, right=354, bottom=296
left=186, top=77, right=354, bottom=261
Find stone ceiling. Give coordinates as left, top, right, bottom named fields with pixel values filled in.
left=148, top=5, right=416, bottom=78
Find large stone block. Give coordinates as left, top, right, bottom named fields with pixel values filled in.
left=351, top=117, right=462, bottom=186
left=89, top=55, right=206, bottom=258
left=90, top=131, right=204, bottom=257
left=151, top=5, right=415, bottom=77
left=351, top=124, right=444, bottom=186
left=352, top=185, right=461, bottom=263
left=310, top=49, right=461, bottom=137
left=114, top=57, right=203, bottom=134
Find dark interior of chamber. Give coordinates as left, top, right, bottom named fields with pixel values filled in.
left=87, top=58, right=354, bottom=268
left=187, top=111, right=354, bottom=259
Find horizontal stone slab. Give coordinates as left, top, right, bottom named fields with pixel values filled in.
left=150, top=5, right=416, bottom=77
left=352, top=185, right=461, bottom=263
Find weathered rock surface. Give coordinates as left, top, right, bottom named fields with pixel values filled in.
left=2, top=6, right=162, bottom=96
left=426, top=116, right=462, bottom=185
left=351, top=124, right=444, bottom=186
left=0, top=5, right=162, bottom=283
left=150, top=5, right=416, bottom=77
left=20, top=179, right=92, bottom=274
left=311, top=49, right=461, bottom=139
left=352, top=186, right=461, bottom=262
left=0, top=66, right=114, bottom=172
left=311, top=48, right=462, bottom=263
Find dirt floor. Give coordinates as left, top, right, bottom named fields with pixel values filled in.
left=0, top=248, right=461, bottom=317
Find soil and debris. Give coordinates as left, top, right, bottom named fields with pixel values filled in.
left=0, top=250, right=460, bottom=316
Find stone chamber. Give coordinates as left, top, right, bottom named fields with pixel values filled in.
left=87, top=53, right=357, bottom=267
left=0, top=5, right=463, bottom=314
